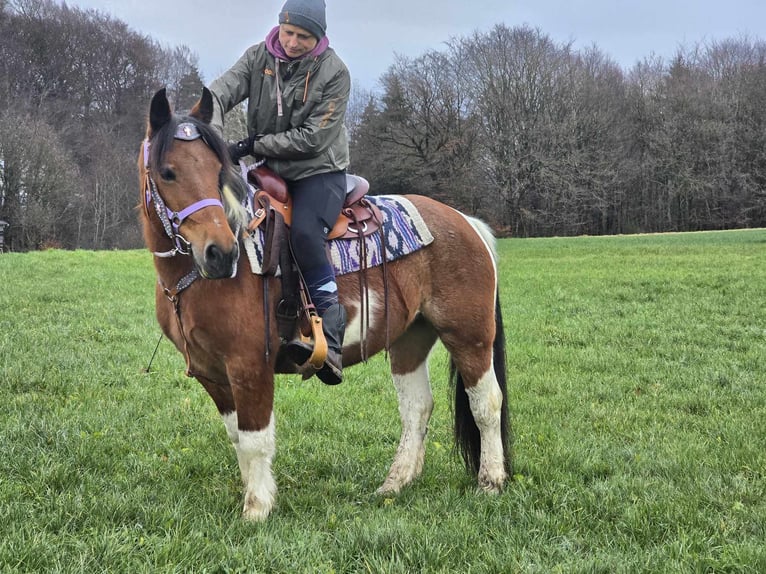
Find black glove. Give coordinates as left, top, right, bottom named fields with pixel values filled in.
left=228, top=136, right=254, bottom=164
left=228, top=134, right=265, bottom=164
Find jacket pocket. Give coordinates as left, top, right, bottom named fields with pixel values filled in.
left=289, top=90, right=320, bottom=128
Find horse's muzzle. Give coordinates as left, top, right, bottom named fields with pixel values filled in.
left=199, top=241, right=239, bottom=279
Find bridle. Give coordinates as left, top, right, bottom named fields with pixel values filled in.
left=141, top=121, right=231, bottom=377
left=142, top=122, right=225, bottom=260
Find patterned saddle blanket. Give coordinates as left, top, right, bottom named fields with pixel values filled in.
left=244, top=195, right=434, bottom=276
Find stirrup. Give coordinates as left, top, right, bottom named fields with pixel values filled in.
left=305, top=314, right=328, bottom=370
left=286, top=274, right=328, bottom=369
left=286, top=311, right=328, bottom=370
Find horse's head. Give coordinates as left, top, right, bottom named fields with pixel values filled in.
left=140, top=87, right=248, bottom=279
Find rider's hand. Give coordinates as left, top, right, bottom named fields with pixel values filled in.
left=228, top=137, right=253, bottom=164
left=228, top=134, right=264, bottom=164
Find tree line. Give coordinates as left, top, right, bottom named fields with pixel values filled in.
left=351, top=26, right=766, bottom=236
left=0, top=0, right=204, bottom=250
left=1, top=1, right=765, bottom=251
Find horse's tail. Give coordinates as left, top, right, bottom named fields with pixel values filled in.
left=451, top=216, right=512, bottom=479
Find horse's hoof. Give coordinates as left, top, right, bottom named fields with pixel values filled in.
left=375, top=483, right=401, bottom=496
left=478, top=475, right=505, bottom=495
left=242, top=494, right=274, bottom=522
left=479, top=483, right=503, bottom=495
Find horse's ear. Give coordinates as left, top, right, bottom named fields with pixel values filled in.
left=190, top=87, right=214, bottom=124
left=149, top=88, right=172, bottom=135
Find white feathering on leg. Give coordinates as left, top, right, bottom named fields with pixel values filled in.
left=236, top=413, right=277, bottom=521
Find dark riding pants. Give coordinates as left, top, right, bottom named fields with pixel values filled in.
left=288, top=171, right=346, bottom=313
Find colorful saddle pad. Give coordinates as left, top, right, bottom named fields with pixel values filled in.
left=243, top=195, right=434, bottom=276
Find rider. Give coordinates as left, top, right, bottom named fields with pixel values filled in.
left=208, top=0, right=350, bottom=385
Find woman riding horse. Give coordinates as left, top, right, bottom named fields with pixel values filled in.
left=208, top=0, right=349, bottom=385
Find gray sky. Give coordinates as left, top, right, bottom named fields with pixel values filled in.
left=69, top=0, right=766, bottom=89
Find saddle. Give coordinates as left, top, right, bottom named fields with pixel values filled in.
left=243, top=164, right=387, bottom=375
left=246, top=165, right=382, bottom=240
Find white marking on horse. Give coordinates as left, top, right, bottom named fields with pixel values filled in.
left=464, top=367, right=506, bottom=492
left=343, top=290, right=379, bottom=349
left=222, top=411, right=239, bottom=445
left=453, top=209, right=498, bottom=294
left=377, top=357, right=434, bottom=494
left=235, top=414, right=277, bottom=521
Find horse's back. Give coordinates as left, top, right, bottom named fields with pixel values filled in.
left=402, top=194, right=497, bottom=282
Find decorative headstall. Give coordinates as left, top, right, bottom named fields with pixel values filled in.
left=142, top=122, right=225, bottom=259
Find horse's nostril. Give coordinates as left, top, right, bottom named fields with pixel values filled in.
left=203, top=242, right=239, bottom=279
left=206, top=243, right=223, bottom=264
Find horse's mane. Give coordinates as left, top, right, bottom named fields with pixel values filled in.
left=148, top=113, right=249, bottom=231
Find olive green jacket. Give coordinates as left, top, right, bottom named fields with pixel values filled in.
left=209, top=42, right=350, bottom=181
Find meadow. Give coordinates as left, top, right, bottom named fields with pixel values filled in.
left=0, top=230, right=764, bottom=573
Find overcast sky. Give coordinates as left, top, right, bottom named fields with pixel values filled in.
left=68, top=0, right=766, bottom=90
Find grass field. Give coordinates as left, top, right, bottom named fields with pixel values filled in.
left=0, top=230, right=764, bottom=573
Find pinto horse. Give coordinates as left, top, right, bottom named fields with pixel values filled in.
left=138, top=87, right=511, bottom=520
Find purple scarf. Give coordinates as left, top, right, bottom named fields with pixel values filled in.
left=265, top=25, right=329, bottom=61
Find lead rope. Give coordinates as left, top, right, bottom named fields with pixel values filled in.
left=164, top=283, right=195, bottom=376
left=143, top=334, right=164, bottom=373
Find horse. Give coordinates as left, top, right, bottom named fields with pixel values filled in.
left=138, top=87, right=511, bottom=521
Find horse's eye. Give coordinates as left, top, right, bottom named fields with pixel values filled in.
left=159, top=167, right=176, bottom=181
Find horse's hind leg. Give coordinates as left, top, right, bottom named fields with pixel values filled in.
left=464, top=365, right=506, bottom=492
left=377, top=315, right=437, bottom=495
left=444, top=329, right=507, bottom=493
left=429, top=291, right=507, bottom=491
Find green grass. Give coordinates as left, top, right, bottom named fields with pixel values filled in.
left=1, top=231, right=765, bottom=573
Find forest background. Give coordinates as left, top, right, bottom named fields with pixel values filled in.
left=2, top=0, right=766, bottom=251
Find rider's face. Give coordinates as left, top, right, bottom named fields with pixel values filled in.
left=278, top=24, right=319, bottom=58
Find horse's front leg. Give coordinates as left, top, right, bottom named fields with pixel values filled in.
left=197, top=377, right=272, bottom=511
left=230, top=377, right=277, bottom=521
left=197, top=377, right=238, bottom=443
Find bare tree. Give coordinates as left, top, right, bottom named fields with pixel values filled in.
left=0, top=0, right=204, bottom=250
left=0, top=110, right=80, bottom=250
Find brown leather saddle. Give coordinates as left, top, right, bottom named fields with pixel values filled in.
left=243, top=164, right=387, bottom=372
left=246, top=165, right=382, bottom=239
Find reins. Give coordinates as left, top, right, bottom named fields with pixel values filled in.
left=343, top=201, right=390, bottom=360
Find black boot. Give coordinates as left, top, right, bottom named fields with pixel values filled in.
left=285, top=303, right=346, bottom=385
left=316, top=303, right=346, bottom=385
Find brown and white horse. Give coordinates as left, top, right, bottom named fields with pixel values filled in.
left=138, top=88, right=511, bottom=520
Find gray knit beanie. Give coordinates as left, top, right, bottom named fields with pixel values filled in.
left=279, top=0, right=327, bottom=40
